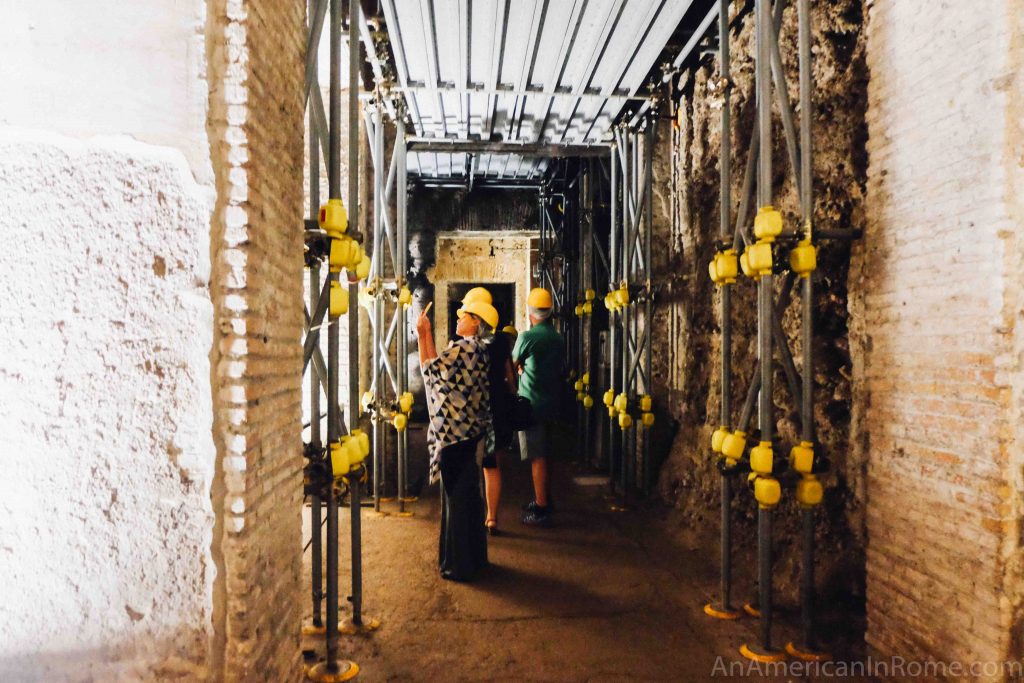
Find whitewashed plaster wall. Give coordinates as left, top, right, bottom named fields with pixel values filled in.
left=0, top=2, right=217, bottom=680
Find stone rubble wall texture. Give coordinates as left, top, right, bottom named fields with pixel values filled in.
left=206, top=0, right=307, bottom=680
left=654, top=0, right=868, bottom=605
left=0, top=1, right=220, bottom=680
left=851, top=0, right=1024, bottom=670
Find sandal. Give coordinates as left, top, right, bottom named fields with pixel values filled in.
left=485, top=518, right=500, bottom=536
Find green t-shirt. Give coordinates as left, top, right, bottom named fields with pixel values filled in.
left=512, top=319, right=565, bottom=414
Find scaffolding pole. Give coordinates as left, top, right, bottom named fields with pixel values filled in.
left=364, top=99, right=413, bottom=519
left=304, top=0, right=361, bottom=678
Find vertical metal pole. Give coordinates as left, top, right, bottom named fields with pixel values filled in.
left=347, top=0, right=363, bottom=630
left=717, top=0, right=735, bottom=616
left=755, top=0, right=774, bottom=655
left=642, top=121, right=653, bottom=498
left=397, top=116, right=409, bottom=513
left=371, top=109, right=385, bottom=511
left=308, top=0, right=324, bottom=626
left=797, top=0, right=817, bottom=653
left=608, top=145, right=618, bottom=483
left=325, top=0, right=342, bottom=669
left=619, top=129, right=630, bottom=499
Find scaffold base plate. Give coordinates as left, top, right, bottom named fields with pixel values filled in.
left=306, top=660, right=359, bottom=682
left=739, top=643, right=786, bottom=663
left=704, top=603, right=742, bottom=620
left=340, top=616, right=381, bottom=635
left=786, top=642, right=831, bottom=662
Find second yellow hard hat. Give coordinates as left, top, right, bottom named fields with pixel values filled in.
left=527, top=287, right=553, bottom=309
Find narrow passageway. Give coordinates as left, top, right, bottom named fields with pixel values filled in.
left=302, top=456, right=865, bottom=682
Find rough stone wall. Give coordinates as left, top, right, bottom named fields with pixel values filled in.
left=0, top=3, right=219, bottom=680
left=851, top=0, right=1024, bottom=669
left=653, top=0, right=869, bottom=609
left=206, top=0, right=307, bottom=680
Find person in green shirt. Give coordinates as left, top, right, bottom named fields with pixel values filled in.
left=513, top=287, right=565, bottom=527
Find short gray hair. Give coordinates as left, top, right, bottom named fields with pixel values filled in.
left=468, top=313, right=494, bottom=339
left=528, top=306, right=552, bottom=321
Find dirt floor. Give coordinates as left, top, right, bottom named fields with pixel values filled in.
left=301, top=457, right=869, bottom=682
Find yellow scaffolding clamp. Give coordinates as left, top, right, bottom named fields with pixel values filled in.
left=790, top=239, right=817, bottom=278
left=318, top=198, right=348, bottom=239
left=708, top=248, right=738, bottom=285
left=791, top=441, right=823, bottom=507
left=329, top=280, right=348, bottom=316
left=640, top=395, right=654, bottom=428
left=748, top=441, right=780, bottom=508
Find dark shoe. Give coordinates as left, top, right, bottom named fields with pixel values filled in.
left=521, top=500, right=554, bottom=513
left=485, top=518, right=500, bottom=536
left=521, top=509, right=552, bottom=527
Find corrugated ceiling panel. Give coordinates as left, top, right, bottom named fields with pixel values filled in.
left=383, top=0, right=691, bottom=179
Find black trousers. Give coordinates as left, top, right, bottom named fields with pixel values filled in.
left=438, top=436, right=488, bottom=581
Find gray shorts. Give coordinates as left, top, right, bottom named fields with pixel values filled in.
left=518, top=422, right=550, bottom=461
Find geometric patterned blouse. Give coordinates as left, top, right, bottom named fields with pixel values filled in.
left=421, top=336, right=495, bottom=484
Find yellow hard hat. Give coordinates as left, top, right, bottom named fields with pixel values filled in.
left=457, top=300, right=499, bottom=330
left=527, top=287, right=553, bottom=309
left=462, top=286, right=493, bottom=305
left=502, top=325, right=518, bottom=338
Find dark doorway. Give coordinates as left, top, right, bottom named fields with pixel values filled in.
left=447, top=283, right=516, bottom=339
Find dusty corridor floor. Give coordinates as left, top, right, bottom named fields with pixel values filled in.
left=301, top=457, right=865, bottom=682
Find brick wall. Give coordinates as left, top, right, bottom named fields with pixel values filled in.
left=852, top=0, right=1024, bottom=671
left=207, top=0, right=307, bottom=680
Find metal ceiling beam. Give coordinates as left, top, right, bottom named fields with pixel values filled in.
left=398, top=84, right=648, bottom=102
left=665, top=1, right=719, bottom=76
left=508, top=0, right=550, bottom=143
left=483, top=0, right=512, bottom=142
left=556, top=0, right=628, bottom=143
left=380, top=0, right=426, bottom=134
left=418, top=0, right=447, bottom=137
left=407, top=138, right=610, bottom=157
left=534, top=0, right=589, bottom=143
left=580, top=0, right=683, bottom=141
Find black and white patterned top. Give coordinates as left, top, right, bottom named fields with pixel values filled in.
left=421, top=336, right=494, bottom=484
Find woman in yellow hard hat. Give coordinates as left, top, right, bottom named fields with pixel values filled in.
left=417, top=293, right=499, bottom=581
left=461, top=288, right=517, bottom=536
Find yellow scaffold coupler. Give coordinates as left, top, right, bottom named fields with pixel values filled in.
left=603, top=389, right=615, bottom=407
left=752, top=475, right=781, bottom=508
left=796, top=474, right=824, bottom=507
left=392, top=412, right=408, bottom=432
left=746, top=241, right=773, bottom=276
left=583, top=395, right=594, bottom=409
left=749, top=441, right=774, bottom=475
left=329, top=441, right=350, bottom=478
left=613, top=393, right=628, bottom=413
left=350, top=429, right=370, bottom=462
left=618, top=412, right=633, bottom=430
left=790, top=238, right=817, bottom=278
left=708, top=249, right=738, bottom=285
left=318, top=198, right=348, bottom=239
left=355, top=253, right=371, bottom=280
left=641, top=412, right=655, bottom=428
left=790, top=441, right=815, bottom=474
left=721, top=430, right=747, bottom=462
left=711, top=426, right=730, bottom=454
left=329, top=281, right=348, bottom=316
left=398, top=285, right=413, bottom=308
left=398, top=391, right=414, bottom=414
left=753, top=205, right=783, bottom=242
